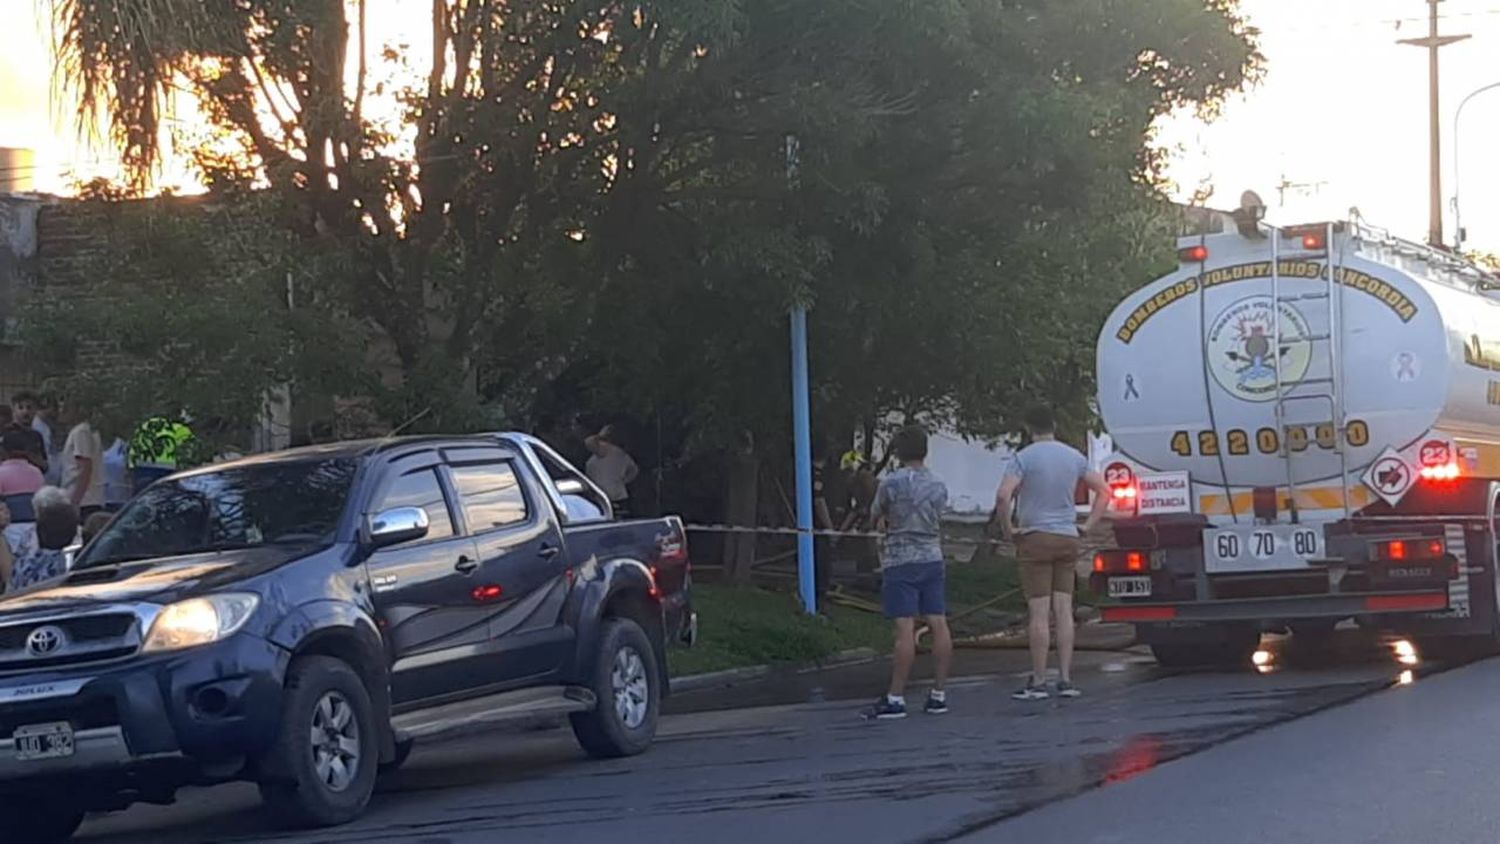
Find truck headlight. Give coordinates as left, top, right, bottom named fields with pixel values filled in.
left=143, top=594, right=260, bottom=653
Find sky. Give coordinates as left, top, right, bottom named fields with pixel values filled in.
left=3, top=0, right=1500, bottom=249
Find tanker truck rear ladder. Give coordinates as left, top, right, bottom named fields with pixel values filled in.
left=1271, top=221, right=1352, bottom=523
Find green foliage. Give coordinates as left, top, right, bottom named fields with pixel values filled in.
left=666, top=583, right=891, bottom=676
left=568, top=0, right=1259, bottom=450
left=21, top=193, right=366, bottom=446
left=46, top=0, right=1260, bottom=453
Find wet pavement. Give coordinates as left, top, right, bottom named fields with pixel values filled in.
left=973, top=640, right=1500, bottom=844
left=76, top=628, right=1451, bottom=844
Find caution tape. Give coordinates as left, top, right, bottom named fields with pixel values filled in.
left=680, top=522, right=1094, bottom=551
left=683, top=523, right=886, bottom=539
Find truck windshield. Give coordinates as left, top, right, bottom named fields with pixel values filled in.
left=77, top=458, right=360, bottom=568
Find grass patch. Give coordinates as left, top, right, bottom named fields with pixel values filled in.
left=668, top=583, right=890, bottom=677
left=670, top=556, right=1059, bottom=677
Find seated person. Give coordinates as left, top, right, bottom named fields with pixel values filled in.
left=11, top=487, right=78, bottom=592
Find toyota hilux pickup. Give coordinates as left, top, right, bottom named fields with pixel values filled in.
left=0, top=433, right=694, bottom=842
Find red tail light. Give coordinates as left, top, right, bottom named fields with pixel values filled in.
left=1095, top=549, right=1149, bottom=574
left=1419, top=462, right=1461, bottom=481
left=1373, top=538, right=1445, bottom=562
left=1178, top=245, right=1208, bottom=263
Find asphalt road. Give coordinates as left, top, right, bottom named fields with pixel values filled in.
left=971, top=642, right=1500, bottom=844
left=77, top=629, right=1436, bottom=844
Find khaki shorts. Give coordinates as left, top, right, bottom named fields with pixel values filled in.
left=1017, top=532, right=1083, bottom=599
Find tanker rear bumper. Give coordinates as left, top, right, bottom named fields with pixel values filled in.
left=1102, top=590, right=1449, bottom=624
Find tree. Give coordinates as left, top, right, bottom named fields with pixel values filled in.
left=21, top=189, right=366, bottom=450
left=561, top=0, right=1260, bottom=452
left=52, top=0, right=654, bottom=428
left=48, top=0, right=1259, bottom=466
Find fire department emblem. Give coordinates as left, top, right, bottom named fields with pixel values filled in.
left=1206, top=296, right=1313, bottom=402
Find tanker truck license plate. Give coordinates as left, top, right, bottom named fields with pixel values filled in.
left=1204, top=525, right=1324, bottom=574
left=1107, top=577, right=1153, bottom=598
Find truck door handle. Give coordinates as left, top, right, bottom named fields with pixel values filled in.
left=539, top=544, right=561, bottom=560
left=455, top=555, right=479, bottom=574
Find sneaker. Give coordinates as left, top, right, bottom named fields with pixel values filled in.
left=1012, top=680, right=1050, bottom=701
left=924, top=693, right=949, bottom=715
left=1056, top=681, right=1082, bottom=699
left=863, top=696, right=908, bottom=720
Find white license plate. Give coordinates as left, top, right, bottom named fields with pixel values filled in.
left=1107, top=576, right=1153, bottom=598
left=1205, top=525, right=1324, bottom=573
left=14, top=722, right=75, bottom=761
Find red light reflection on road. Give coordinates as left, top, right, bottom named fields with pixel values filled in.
left=1103, top=735, right=1163, bottom=786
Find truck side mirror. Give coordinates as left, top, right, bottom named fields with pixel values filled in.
left=368, top=507, right=430, bottom=549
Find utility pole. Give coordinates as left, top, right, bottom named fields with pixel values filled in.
left=1399, top=0, right=1469, bottom=247
left=1276, top=174, right=1327, bottom=208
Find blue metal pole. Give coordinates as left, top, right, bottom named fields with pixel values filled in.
left=790, top=305, right=817, bottom=614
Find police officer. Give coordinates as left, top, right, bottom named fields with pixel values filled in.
left=127, top=415, right=196, bottom=494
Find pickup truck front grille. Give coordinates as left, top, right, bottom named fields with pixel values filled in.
left=0, top=613, right=141, bottom=673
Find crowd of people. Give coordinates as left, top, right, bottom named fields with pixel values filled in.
left=0, top=393, right=210, bottom=594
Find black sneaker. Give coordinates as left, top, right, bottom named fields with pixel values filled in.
left=924, top=693, right=949, bottom=715
left=863, top=696, right=908, bottom=720
left=1012, top=680, right=1050, bottom=701
left=1056, top=681, right=1082, bottom=699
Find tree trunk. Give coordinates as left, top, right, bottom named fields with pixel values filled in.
left=722, top=447, right=759, bottom=584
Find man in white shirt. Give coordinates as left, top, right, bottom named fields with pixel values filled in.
left=60, top=406, right=106, bottom=519
left=585, top=426, right=639, bottom=517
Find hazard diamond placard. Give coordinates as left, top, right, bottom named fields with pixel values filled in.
left=1362, top=446, right=1415, bottom=507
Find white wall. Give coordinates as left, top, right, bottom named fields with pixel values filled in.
left=923, top=429, right=1114, bottom=520
left=925, top=430, right=1012, bottom=520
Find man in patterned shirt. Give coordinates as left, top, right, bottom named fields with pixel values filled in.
left=863, top=425, right=952, bottom=720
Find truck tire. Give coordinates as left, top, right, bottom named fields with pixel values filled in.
left=258, top=655, right=379, bottom=829
left=571, top=618, right=660, bottom=759
left=0, top=794, right=85, bottom=843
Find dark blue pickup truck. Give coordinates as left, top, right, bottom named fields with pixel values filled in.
left=0, top=433, right=694, bottom=842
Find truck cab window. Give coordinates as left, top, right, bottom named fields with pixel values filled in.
left=375, top=469, right=455, bottom=542
left=535, top=449, right=608, bottom=523
left=451, top=462, right=529, bottom=531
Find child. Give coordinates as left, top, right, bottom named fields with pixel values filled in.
left=864, top=425, right=953, bottom=719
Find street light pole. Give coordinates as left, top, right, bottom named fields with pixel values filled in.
left=786, top=133, right=817, bottom=616
left=1452, top=81, right=1500, bottom=249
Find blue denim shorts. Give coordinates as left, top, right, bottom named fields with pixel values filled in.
left=881, top=562, right=946, bottom=619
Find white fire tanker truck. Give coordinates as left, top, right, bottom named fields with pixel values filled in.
left=1093, top=196, right=1500, bottom=666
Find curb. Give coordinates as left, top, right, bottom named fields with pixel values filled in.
left=672, top=646, right=879, bottom=693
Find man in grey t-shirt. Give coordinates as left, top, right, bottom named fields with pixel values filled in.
left=995, top=404, right=1109, bottom=700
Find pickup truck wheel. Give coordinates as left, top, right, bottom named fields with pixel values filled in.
left=1, top=793, right=85, bottom=843
left=257, top=656, right=379, bottom=828
left=571, top=618, right=660, bottom=759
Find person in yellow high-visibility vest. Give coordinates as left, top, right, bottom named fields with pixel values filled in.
left=127, top=416, right=196, bottom=494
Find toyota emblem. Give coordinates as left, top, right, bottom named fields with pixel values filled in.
left=25, top=626, right=65, bottom=658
